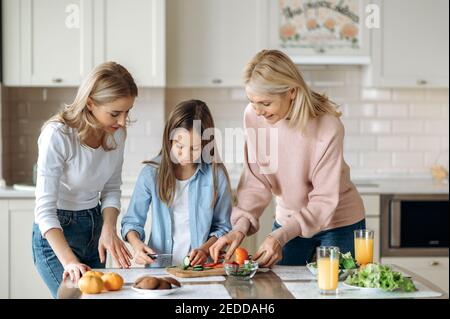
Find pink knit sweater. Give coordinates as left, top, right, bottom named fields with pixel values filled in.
left=232, top=104, right=365, bottom=247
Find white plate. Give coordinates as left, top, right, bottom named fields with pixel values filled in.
left=342, top=282, right=385, bottom=293
left=131, top=286, right=181, bottom=297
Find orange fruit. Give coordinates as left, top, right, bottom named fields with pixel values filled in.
left=234, top=247, right=249, bottom=265
left=78, top=275, right=104, bottom=294
left=83, top=270, right=104, bottom=278
left=101, top=272, right=124, bottom=291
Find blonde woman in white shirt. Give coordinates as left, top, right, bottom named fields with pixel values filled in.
left=32, top=62, right=137, bottom=298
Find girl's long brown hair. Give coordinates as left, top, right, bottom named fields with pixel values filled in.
left=145, top=100, right=231, bottom=207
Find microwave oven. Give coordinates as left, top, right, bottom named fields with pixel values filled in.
left=381, top=194, right=449, bottom=257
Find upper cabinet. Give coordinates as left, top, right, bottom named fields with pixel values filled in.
left=92, top=0, right=165, bottom=87
left=2, top=0, right=90, bottom=86
left=364, top=0, right=449, bottom=88
left=2, top=0, right=165, bottom=87
left=268, top=0, right=371, bottom=65
left=166, top=0, right=268, bottom=87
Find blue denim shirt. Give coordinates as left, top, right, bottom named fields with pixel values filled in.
left=121, top=161, right=232, bottom=256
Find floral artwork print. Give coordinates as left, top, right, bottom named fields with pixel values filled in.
left=278, top=0, right=362, bottom=53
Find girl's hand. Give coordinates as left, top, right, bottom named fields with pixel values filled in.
left=133, top=244, right=157, bottom=265
left=63, top=262, right=91, bottom=283
left=189, top=248, right=208, bottom=266
left=209, top=230, right=245, bottom=263
left=253, top=235, right=283, bottom=268
left=98, top=225, right=133, bottom=268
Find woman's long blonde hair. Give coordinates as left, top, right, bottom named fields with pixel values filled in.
left=44, top=61, right=138, bottom=150
left=145, top=100, right=231, bottom=207
left=244, top=49, right=341, bottom=133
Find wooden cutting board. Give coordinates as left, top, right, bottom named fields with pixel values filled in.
left=166, top=266, right=225, bottom=278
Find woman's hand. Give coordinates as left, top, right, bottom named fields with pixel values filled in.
left=98, top=225, right=133, bottom=268
left=209, top=230, right=245, bottom=263
left=63, top=262, right=91, bottom=283
left=132, top=243, right=157, bottom=265
left=189, top=248, right=208, bottom=266
left=253, top=235, right=283, bottom=268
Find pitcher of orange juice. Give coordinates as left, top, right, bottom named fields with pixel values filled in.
left=354, top=229, right=374, bottom=266
left=316, top=246, right=340, bottom=295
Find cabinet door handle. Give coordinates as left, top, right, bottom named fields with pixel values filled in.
left=430, top=260, right=440, bottom=266
left=52, top=78, right=63, bottom=83
left=417, top=79, right=427, bottom=85
left=212, top=78, right=222, bottom=84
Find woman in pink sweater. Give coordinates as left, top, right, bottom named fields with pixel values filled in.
left=210, top=50, right=365, bottom=267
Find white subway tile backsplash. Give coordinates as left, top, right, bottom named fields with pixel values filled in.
left=343, top=152, right=359, bottom=168
left=2, top=70, right=448, bottom=183
left=344, top=136, right=377, bottom=151
left=376, top=168, right=409, bottom=176
left=393, top=152, right=424, bottom=169
left=425, top=152, right=449, bottom=168
left=361, top=88, right=391, bottom=101
left=425, top=89, right=449, bottom=102
left=343, top=103, right=376, bottom=118
left=230, top=89, right=247, bottom=101
left=345, top=69, right=361, bottom=84
left=442, top=104, right=449, bottom=118
left=321, top=86, right=360, bottom=100
left=392, top=120, right=424, bottom=134
left=361, top=120, right=391, bottom=134
left=341, top=119, right=359, bottom=134
left=392, top=89, right=426, bottom=101
left=360, top=152, right=392, bottom=169
left=376, top=104, right=408, bottom=117
left=311, top=70, right=346, bottom=87
left=409, top=137, right=442, bottom=151
left=424, top=120, right=449, bottom=135
left=409, top=103, right=442, bottom=117
left=441, top=137, right=449, bottom=150
left=377, top=137, right=408, bottom=151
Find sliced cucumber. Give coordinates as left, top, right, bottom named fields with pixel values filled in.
left=192, top=265, right=204, bottom=271
left=183, top=256, right=191, bottom=270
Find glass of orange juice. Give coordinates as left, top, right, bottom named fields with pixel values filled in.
left=316, top=246, right=340, bottom=295
left=354, top=229, right=374, bottom=266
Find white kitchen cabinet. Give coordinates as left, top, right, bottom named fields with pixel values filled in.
left=8, top=199, right=51, bottom=299
left=2, top=0, right=92, bottom=86
left=381, top=257, right=449, bottom=294
left=2, top=0, right=165, bottom=87
left=167, top=0, right=268, bottom=87
left=364, top=0, right=449, bottom=88
left=0, top=200, right=9, bottom=298
left=93, top=0, right=165, bottom=87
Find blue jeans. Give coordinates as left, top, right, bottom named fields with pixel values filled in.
left=32, top=204, right=105, bottom=298
left=273, top=218, right=366, bottom=265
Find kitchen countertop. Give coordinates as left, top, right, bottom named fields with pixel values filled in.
left=74, top=265, right=447, bottom=299
left=1, top=177, right=448, bottom=198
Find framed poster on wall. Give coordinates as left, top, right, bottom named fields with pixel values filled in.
left=269, top=0, right=371, bottom=64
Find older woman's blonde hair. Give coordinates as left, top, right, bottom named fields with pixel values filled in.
left=44, top=61, right=138, bottom=150
left=244, top=49, right=341, bottom=133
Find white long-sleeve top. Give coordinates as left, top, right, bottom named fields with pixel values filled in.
left=34, top=122, right=125, bottom=236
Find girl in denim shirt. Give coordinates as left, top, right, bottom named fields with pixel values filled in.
left=121, top=100, right=232, bottom=267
